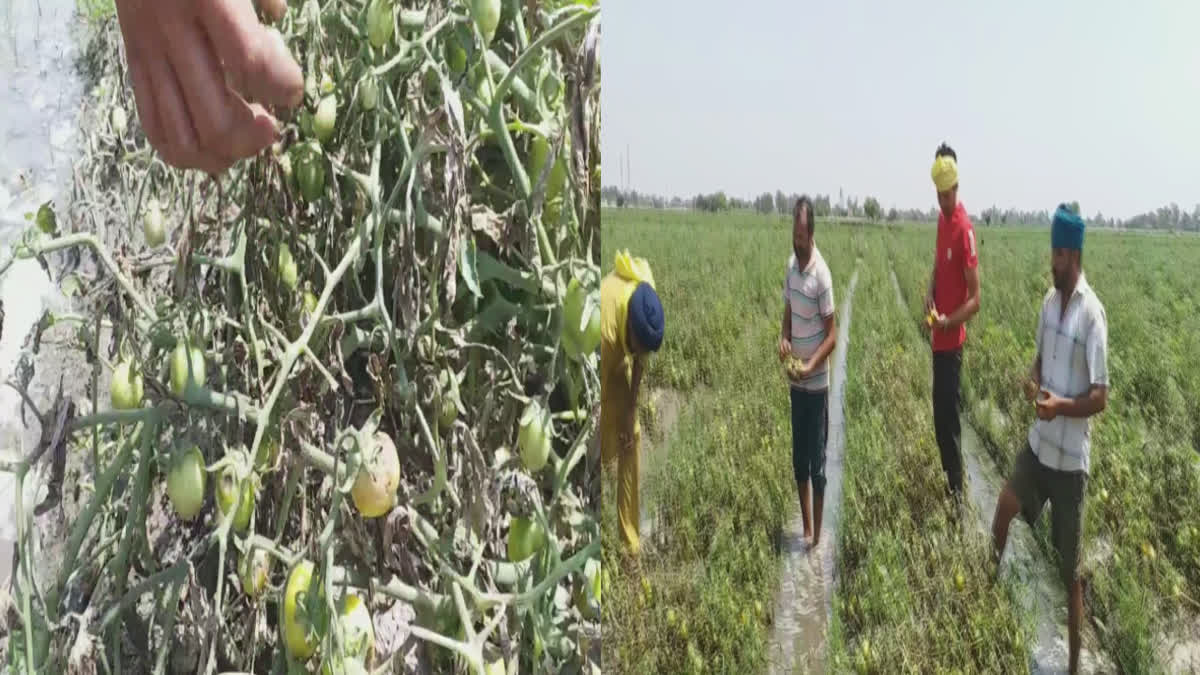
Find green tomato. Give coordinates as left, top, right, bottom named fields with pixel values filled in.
left=282, top=560, right=318, bottom=660
left=469, top=0, right=501, bottom=46
left=350, top=431, right=401, bottom=518
left=143, top=199, right=166, bottom=247
left=359, top=74, right=379, bottom=112
left=110, top=359, right=144, bottom=410
left=582, top=309, right=600, bottom=355
left=517, top=400, right=552, bottom=472
left=314, top=95, right=338, bottom=142
left=240, top=547, right=271, bottom=597
left=169, top=341, right=206, bottom=396
left=255, top=431, right=281, bottom=472
left=506, top=516, right=545, bottom=562
left=215, top=466, right=255, bottom=533
left=527, top=134, right=551, bottom=187
left=277, top=242, right=298, bottom=290
left=293, top=142, right=326, bottom=202
left=435, top=369, right=460, bottom=431
left=166, top=446, right=206, bottom=521
left=585, top=558, right=601, bottom=606
left=366, top=0, right=394, bottom=49
left=445, top=35, right=468, bottom=77
left=336, top=593, right=375, bottom=661
left=561, top=278, right=599, bottom=359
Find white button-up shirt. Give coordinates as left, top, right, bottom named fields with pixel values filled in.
left=1027, top=273, right=1108, bottom=474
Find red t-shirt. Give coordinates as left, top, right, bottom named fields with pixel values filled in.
left=933, top=202, right=978, bottom=352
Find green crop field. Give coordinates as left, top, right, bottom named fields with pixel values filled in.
left=602, top=207, right=1200, bottom=674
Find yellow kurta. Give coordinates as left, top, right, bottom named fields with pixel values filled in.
left=600, top=251, right=656, bottom=556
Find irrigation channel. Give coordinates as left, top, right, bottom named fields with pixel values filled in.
left=0, top=0, right=84, bottom=597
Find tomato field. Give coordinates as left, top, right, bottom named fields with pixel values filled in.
left=1, top=2, right=601, bottom=674
left=603, top=207, right=1200, bottom=674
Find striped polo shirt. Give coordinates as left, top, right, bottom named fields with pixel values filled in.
left=782, top=247, right=835, bottom=392
left=1027, top=273, right=1108, bottom=474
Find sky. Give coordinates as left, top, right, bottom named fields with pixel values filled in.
left=600, top=1, right=1200, bottom=220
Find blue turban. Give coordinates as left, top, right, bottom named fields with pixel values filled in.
left=628, top=282, right=664, bottom=352
left=1051, top=205, right=1085, bottom=250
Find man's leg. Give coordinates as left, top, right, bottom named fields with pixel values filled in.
left=993, top=445, right=1044, bottom=572
left=932, top=349, right=965, bottom=496
left=1051, top=469, right=1088, bottom=675
left=790, top=388, right=813, bottom=539
left=617, top=427, right=641, bottom=556
left=1068, top=577, right=1083, bottom=675
left=991, top=485, right=1022, bottom=570
left=810, top=390, right=829, bottom=548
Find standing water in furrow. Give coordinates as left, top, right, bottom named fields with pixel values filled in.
left=0, top=0, right=84, bottom=591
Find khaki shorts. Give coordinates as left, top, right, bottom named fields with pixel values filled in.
left=1009, top=443, right=1088, bottom=585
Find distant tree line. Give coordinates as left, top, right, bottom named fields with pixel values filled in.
left=602, top=185, right=1200, bottom=231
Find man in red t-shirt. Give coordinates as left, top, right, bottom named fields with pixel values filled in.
left=925, top=143, right=981, bottom=498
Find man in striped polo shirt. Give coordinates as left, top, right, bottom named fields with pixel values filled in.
left=990, top=204, right=1107, bottom=675
left=778, top=196, right=838, bottom=548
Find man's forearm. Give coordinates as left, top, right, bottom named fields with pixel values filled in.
left=807, top=327, right=837, bottom=371
left=1058, top=387, right=1107, bottom=418
left=944, top=293, right=980, bottom=328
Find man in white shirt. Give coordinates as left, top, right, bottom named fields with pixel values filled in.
left=990, top=204, right=1108, bottom=675
left=778, top=197, right=837, bottom=548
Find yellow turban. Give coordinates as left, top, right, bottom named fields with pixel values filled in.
left=931, top=156, right=958, bottom=192
left=614, top=250, right=655, bottom=289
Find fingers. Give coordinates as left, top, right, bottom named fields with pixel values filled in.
left=200, top=0, right=303, bottom=107
left=124, top=40, right=165, bottom=151
left=168, top=23, right=278, bottom=163
left=167, top=21, right=237, bottom=155
left=145, top=54, right=211, bottom=171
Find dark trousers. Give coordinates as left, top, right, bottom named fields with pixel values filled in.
left=932, top=348, right=963, bottom=495
left=790, top=388, right=829, bottom=496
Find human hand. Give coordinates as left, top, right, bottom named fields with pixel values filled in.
left=778, top=337, right=791, bottom=363
left=1035, top=390, right=1062, bottom=421
left=114, top=0, right=304, bottom=174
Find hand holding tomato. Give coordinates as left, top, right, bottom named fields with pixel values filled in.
left=113, top=0, right=303, bottom=174
left=1035, top=390, right=1062, bottom=421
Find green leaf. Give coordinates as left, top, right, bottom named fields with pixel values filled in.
left=460, top=238, right=482, bottom=298
left=35, top=201, right=57, bottom=234
left=476, top=250, right=539, bottom=294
